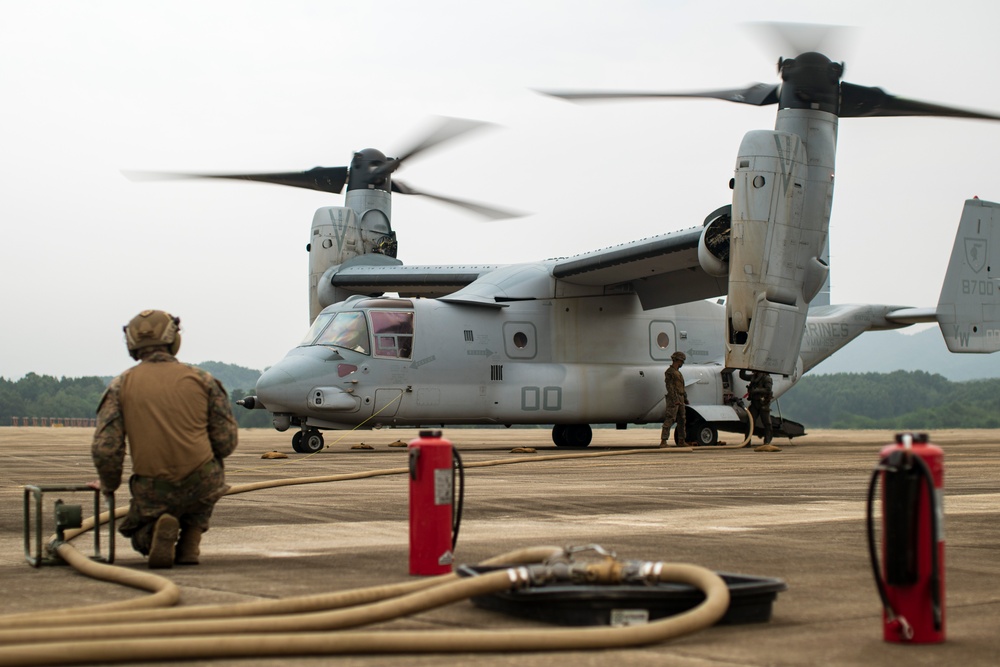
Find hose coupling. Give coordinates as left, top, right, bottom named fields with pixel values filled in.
left=506, top=566, right=532, bottom=590
left=519, top=561, right=588, bottom=586
left=618, top=559, right=665, bottom=585
left=518, top=545, right=624, bottom=586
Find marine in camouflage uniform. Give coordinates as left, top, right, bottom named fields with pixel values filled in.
left=739, top=369, right=774, bottom=445
left=660, top=351, right=689, bottom=447
left=92, top=310, right=238, bottom=568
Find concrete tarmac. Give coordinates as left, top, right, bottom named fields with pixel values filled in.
left=1, top=426, right=998, bottom=666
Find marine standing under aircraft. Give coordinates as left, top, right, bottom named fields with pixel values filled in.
left=133, top=29, right=1000, bottom=453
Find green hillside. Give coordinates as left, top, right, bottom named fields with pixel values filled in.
left=776, top=371, right=1000, bottom=429
left=0, top=362, right=268, bottom=429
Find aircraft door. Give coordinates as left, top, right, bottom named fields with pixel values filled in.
left=372, top=389, right=403, bottom=419
left=649, top=320, right=678, bottom=361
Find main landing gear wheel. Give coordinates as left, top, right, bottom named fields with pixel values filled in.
left=689, top=422, right=719, bottom=446
left=551, top=424, right=593, bottom=448
left=292, top=429, right=325, bottom=453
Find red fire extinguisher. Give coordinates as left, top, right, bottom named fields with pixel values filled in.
left=866, top=432, right=945, bottom=643
left=408, top=430, right=464, bottom=575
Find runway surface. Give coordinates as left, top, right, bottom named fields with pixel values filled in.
left=2, top=426, right=998, bottom=666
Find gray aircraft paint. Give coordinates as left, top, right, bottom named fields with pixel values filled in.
left=251, top=199, right=1000, bottom=448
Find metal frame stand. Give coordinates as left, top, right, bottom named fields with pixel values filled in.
left=23, top=485, right=115, bottom=567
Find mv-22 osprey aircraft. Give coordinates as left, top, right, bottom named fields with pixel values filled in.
left=149, top=36, right=1000, bottom=453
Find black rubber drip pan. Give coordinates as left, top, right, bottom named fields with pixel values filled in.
left=457, top=565, right=787, bottom=626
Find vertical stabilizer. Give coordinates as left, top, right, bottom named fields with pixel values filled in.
left=936, top=198, right=1000, bottom=352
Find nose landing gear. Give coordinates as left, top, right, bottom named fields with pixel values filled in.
left=292, top=428, right=325, bottom=453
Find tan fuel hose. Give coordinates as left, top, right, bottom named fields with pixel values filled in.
left=0, top=546, right=562, bottom=637
left=0, top=448, right=731, bottom=664
left=732, top=406, right=754, bottom=449
left=226, top=445, right=693, bottom=495
left=0, top=557, right=568, bottom=645
left=3, top=447, right=694, bottom=630
left=6, top=447, right=691, bottom=626
left=0, top=559, right=728, bottom=666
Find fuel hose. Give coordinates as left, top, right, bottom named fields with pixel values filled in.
left=0, top=449, right=730, bottom=665
left=0, top=555, right=728, bottom=666
left=5, top=447, right=693, bottom=628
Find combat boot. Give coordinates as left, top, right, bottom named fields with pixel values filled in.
left=175, top=528, right=203, bottom=565
left=147, top=513, right=179, bottom=569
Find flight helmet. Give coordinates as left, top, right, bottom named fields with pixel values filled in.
left=124, top=310, right=181, bottom=360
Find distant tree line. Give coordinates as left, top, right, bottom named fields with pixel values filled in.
left=775, top=370, right=1000, bottom=429
left=0, top=362, right=270, bottom=429
left=2, top=367, right=999, bottom=430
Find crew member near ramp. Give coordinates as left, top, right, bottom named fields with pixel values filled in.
left=739, top=369, right=774, bottom=446
left=660, top=351, right=691, bottom=447
left=91, top=310, right=238, bottom=568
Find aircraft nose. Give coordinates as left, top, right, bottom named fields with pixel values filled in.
left=255, top=349, right=339, bottom=413
left=255, top=363, right=300, bottom=414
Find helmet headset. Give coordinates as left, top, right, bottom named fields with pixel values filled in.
left=124, top=310, right=181, bottom=360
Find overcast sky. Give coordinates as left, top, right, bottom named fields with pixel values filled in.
left=3, top=1, right=1000, bottom=380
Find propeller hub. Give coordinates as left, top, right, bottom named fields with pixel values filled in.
left=348, top=148, right=393, bottom=192
left=778, top=51, right=844, bottom=114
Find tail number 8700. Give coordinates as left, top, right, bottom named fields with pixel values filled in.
left=962, top=279, right=995, bottom=296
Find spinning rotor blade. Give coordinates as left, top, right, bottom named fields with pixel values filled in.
left=124, top=117, right=513, bottom=219
left=745, top=21, right=853, bottom=62
left=543, top=19, right=1000, bottom=124
left=395, top=116, right=492, bottom=164
left=392, top=179, right=522, bottom=220
left=540, top=22, right=844, bottom=109
left=124, top=166, right=349, bottom=194
left=369, top=116, right=492, bottom=180
left=540, top=83, right=779, bottom=107
left=839, top=82, right=1000, bottom=120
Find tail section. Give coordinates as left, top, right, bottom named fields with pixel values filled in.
left=936, top=198, right=1000, bottom=353
left=799, top=199, right=1000, bottom=373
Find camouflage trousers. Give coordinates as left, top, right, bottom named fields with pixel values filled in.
left=660, top=399, right=687, bottom=444
left=748, top=402, right=772, bottom=444
left=119, top=457, right=229, bottom=555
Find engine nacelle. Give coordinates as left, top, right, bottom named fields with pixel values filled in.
left=725, top=128, right=821, bottom=375
left=698, top=205, right=732, bottom=278
left=308, top=196, right=399, bottom=322
left=309, top=206, right=360, bottom=322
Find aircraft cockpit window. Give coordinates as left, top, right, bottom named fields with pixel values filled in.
left=299, top=313, right=334, bottom=346
left=310, top=311, right=370, bottom=354
left=370, top=310, right=414, bottom=359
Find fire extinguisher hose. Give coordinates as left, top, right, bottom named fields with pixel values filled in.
left=452, top=447, right=464, bottom=551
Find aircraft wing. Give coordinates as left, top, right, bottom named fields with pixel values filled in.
left=327, top=224, right=724, bottom=309
left=329, top=263, right=503, bottom=299
left=552, top=225, right=727, bottom=309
